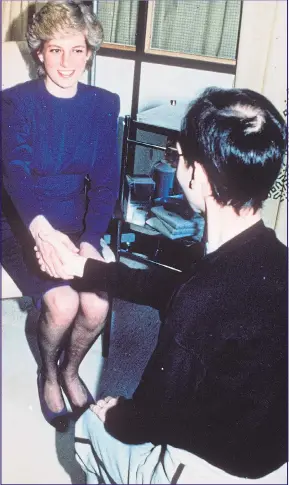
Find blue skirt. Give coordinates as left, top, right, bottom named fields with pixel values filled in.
left=1, top=188, right=83, bottom=308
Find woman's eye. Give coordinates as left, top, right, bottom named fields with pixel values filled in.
left=49, top=49, right=61, bottom=53
left=74, top=49, right=85, bottom=54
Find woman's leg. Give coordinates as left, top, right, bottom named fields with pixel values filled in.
left=60, top=291, right=109, bottom=407
left=39, top=285, right=79, bottom=412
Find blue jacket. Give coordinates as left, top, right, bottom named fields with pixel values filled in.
left=2, top=79, right=120, bottom=248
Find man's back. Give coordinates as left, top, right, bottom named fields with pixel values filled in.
left=132, top=221, right=287, bottom=478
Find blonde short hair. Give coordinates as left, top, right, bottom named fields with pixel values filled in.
left=26, top=0, right=103, bottom=76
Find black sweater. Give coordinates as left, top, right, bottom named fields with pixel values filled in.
left=73, top=221, right=288, bottom=478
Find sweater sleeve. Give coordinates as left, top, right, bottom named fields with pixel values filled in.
left=72, top=258, right=183, bottom=310
left=2, top=93, right=44, bottom=227
left=80, top=93, right=120, bottom=248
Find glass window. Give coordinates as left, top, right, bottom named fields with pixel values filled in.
left=96, top=0, right=138, bottom=48
left=146, top=0, right=242, bottom=62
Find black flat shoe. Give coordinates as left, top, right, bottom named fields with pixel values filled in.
left=37, top=372, right=69, bottom=432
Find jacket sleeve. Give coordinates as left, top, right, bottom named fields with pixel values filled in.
left=80, top=93, right=120, bottom=249
left=2, top=93, right=44, bottom=227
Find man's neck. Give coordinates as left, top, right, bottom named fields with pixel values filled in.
left=204, top=198, right=261, bottom=254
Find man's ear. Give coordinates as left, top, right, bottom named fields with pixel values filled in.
left=194, top=162, right=212, bottom=197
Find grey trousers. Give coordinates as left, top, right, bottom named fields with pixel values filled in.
left=75, top=410, right=287, bottom=485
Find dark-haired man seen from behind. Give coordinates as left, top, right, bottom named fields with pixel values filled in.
left=37, top=87, right=288, bottom=484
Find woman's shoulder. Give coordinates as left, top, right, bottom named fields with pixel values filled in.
left=2, top=79, right=40, bottom=96
left=78, top=83, right=120, bottom=110
left=2, top=79, right=42, bottom=107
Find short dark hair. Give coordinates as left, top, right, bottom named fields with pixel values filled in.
left=179, top=87, right=287, bottom=213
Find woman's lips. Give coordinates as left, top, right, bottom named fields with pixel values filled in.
left=57, top=70, right=75, bottom=78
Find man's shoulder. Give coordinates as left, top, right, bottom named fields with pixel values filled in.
left=252, top=225, right=287, bottom=270
left=228, top=223, right=287, bottom=267
left=202, top=224, right=287, bottom=289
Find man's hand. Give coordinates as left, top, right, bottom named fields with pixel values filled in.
left=79, top=241, right=105, bottom=261
left=90, top=396, right=120, bottom=423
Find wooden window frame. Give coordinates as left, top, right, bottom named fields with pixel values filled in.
left=99, top=1, right=241, bottom=66
left=101, top=43, right=136, bottom=53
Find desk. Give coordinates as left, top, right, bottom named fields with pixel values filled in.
left=137, top=102, right=191, bottom=132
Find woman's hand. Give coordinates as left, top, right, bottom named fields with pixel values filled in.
left=36, top=231, right=87, bottom=279
left=30, top=215, right=79, bottom=279
left=35, top=230, right=81, bottom=279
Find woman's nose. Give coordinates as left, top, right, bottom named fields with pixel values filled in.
left=60, top=51, right=70, bottom=67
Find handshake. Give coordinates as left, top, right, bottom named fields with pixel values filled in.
left=34, top=230, right=88, bottom=279
left=30, top=215, right=105, bottom=280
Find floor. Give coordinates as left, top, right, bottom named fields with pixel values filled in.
left=2, top=270, right=160, bottom=484
left=2, top=297, right=89, bottom=484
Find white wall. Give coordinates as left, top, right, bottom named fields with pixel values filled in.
left=93, top=55, right=235, bottom=117
left=139, top=62, right=234, bottom=112
left=93, top=56, right=135, bottom=116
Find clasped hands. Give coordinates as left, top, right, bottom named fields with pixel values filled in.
left=30, top=215, right=102, bottom=279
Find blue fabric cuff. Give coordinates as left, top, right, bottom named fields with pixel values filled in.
left=79, top=232, right=102, bottom=251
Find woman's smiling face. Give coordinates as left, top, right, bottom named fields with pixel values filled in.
left=38, top=31, right=90, bottom=98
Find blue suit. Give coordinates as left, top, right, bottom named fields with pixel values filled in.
left=1, top=79, right=120, bottom=298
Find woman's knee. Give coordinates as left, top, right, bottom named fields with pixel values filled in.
left=43, top=286, right=79, bottom=325
left=79, top=292, right=109, bottom=325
